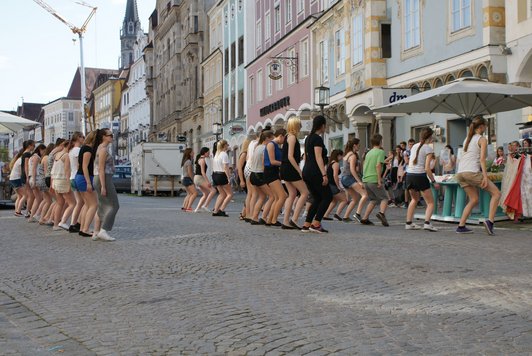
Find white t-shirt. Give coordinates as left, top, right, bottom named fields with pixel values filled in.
left=69, top=147, right=81, bottom=180
left=246, top=140, right=258, bottom=162
left=408, top=143, right=434, bottom=174
left=9, top=158, right=22, bottom=180
left=213, top=151, right=230, bottom=172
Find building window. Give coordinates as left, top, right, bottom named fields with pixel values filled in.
left=451, top=0, right=471, bottom=32
left=274, top=5, right=281, bottom=33
left=238, top=36, right=244, bottom=66
left=257, top=69, right=263, bottom=102
left=267, top=75, right=273, bottom=97
left=286, top=0, right=292, bottom=23
left=300, top=38, right=309, bottom=77
left=335, top=29, right=346, bottom=76
left=288, top=47, right=297, bottom=84
left=404, top=0, right=421, bottom=50
left=353, top=14, right=364, bottom=65
left=265, top=12, right=271, bottom=40
left=225, top=48, right=229, bottom=74
left=238, top=90, right=244, bottom=117
left=297, top=0, right=304, bottom=14
left=193, top=16, right=199, bottom=33
left=256, top=20, right=262, bottom=48
left=249, top=77, right=254, bottom=106
left=277, top=69, right=284, bottom=90
left=231, top=42, right=236, bottom=71
left=320, top=40, right=329, bottom=83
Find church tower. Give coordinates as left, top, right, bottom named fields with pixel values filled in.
left=120, top=0, right=141, bottom=69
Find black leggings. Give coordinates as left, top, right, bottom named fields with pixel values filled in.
left=304, top=176, right=333, bottom=224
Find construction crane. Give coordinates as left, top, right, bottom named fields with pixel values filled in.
left=33, top=0, right=98, bottom=135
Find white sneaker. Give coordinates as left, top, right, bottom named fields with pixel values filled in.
left=97, top=229, right=115, bottom=242
left=91, top=231, right=100, bottom=241
left=405, top=223, right=421, bottom=230
left=202, top=206, right=211, bottom=213
left=424, top=223, right=438, bottom=232
left=59, top=223, right=70, bottom=230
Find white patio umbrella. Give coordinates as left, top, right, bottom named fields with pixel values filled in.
left=0, top=111, right=40, bottom=133
left=371, top=78, right=532, bottom=118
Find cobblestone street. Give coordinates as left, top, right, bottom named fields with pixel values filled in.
left=0, top=194, right=531, bottom=355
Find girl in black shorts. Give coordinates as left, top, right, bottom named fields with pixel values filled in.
left=323, top=150, right=347, bottom=221
left=280, top=117, right=309, bottom=229
left=249, top=131, right=274, bottom=224
left=264, top=129, right=287, bottom=226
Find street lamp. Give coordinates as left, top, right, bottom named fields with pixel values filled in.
left=213, top=122, right=222, bottom=141
left=314, top=86, right=330, bottom=114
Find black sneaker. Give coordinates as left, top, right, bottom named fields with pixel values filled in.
left=323, top=217, right=333, bottom=221
left=309, top=224, right=328, bottom=233
left=334, top=214, right=343, bottom=221
left=69, top=224, right=80, bottom=233
left=376, top=212, right=389, bottom=227
left=353, top=213, right=362, bottom=223
left=271, top=221, right=282, bottom=227
left=290, top=220, right=301, bottom=230
left=212, top=211, right=224, bottom=217
left=483, top=220, right=495, bottom=235
left=250, top=220, right=260, bottom=225
left=281, top=224, right=295, bottom=230
left=258, top=218, right=267, bottom=225
left=79, top=231, right=92, bottom=237
left=301, top=226, right=311, bottom=233
left=360, top=219, right=375, bottom=225
left=220, top=211, right=229, bottom=217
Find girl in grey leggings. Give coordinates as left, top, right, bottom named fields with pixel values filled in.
left=93, top=129, right=119, bottom=241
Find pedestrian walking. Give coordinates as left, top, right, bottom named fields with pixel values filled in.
left=181, top=148, right=198, bottom=212
left=28, top=144, right=46, bottom=222
left=249, top=130, right=274, bottom=225
left=280, top=117, right=308, bottom=230
left=360, top=134, right=390, bottom=227
left=340, top=139, right=368, bottom=222
left=211, top=140, right=233, bottom=217
left=264, top=129, right=287, bottom=226
left=9, top=151, right=25, bottom=217
left=237, top=138, right=251, bottom=220
left=51, top=141, right=72, bottom=231
left=75, top=130, right=98, bottom=237
left=68, top=133, right=85, bottom=232
left=193, top=147, right=216, bottom=213
left=323, top=149, right=347, bottom=221
left=404, top=128, right=439, bottom=231
left=301, top=115, right=332, bottom=233
left=93, top=128, right=119, bottom=241
left=455, top=117, right=501, bottom=235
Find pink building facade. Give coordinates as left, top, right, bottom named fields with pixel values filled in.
left=246, top=0, right=321, bottom=133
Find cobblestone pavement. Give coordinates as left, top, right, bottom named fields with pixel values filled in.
left=0, top=194, right=531, bottom=355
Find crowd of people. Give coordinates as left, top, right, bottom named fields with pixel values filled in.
left=7, top=129, right=120, bottom=241
left=180, top=115, right=503, bottom=235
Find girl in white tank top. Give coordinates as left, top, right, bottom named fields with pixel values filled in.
left=458, top=134, right=481, bottom=173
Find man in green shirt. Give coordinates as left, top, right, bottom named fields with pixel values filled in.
left=361, top=134, right=389, bottom=226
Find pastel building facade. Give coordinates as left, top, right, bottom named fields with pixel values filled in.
left=246, top=0, right=321, bottom=134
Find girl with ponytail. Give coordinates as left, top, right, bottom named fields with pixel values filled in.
left=405, top=127, right=439, bottom=231
left=455, top=116, right=501, bottom=235
left=211, top=139, right=233, bottom=216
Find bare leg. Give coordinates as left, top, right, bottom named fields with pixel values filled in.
left=406, top=190, right=420, bottom=223
left=283, top=182, right=297, bottom=225
left=291, top=180, right=309, bottom=223
left=213, top=186, right=226, bottom=213
left=60, top=192, right=76, bottom=225
left=71, top=191, right=84, bottom=225
left=220, top=185, right=233, bottom=211
left=354, top=184, right=369, bottom=215
left=362, top=201, right=376, bottom=220
left=336, top=193, right=348, bottom=217
left=54, top=194, right=65, bottom=228
left=420, top=189, right=435, bottom=222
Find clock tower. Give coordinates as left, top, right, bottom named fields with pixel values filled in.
left=120, top=0, right=141, bottom=69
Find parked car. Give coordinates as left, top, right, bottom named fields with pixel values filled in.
left=112, top=165, right=131, bottom=193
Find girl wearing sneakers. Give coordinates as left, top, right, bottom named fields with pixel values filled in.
left=181, top=148, right=198, bottom=212
left=93, top=128, right=119, bottom=241
left=193, top=147, right=216, bottom=213
left=340, top=139, right=368, bottom=223
left=281, top=117, right=308, bottom=230
left=405, top=128, right=439, bottom=232
left=323, top=150, right=347, bottom=221
left=211, top=140, right=233, bottom=217
left=455, top=117, right=501, bottom=235
left=302, top=116, right=333, bottom=233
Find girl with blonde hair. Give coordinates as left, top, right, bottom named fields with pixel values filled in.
left=237, top=138, right=252, bottom=220
left=280, top=116, right=309, bottom=229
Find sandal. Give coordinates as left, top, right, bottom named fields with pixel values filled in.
left=239, top=214, right=246, bottom=220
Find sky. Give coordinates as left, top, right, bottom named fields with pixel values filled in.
left=0, top=0, right=155, bottom=110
